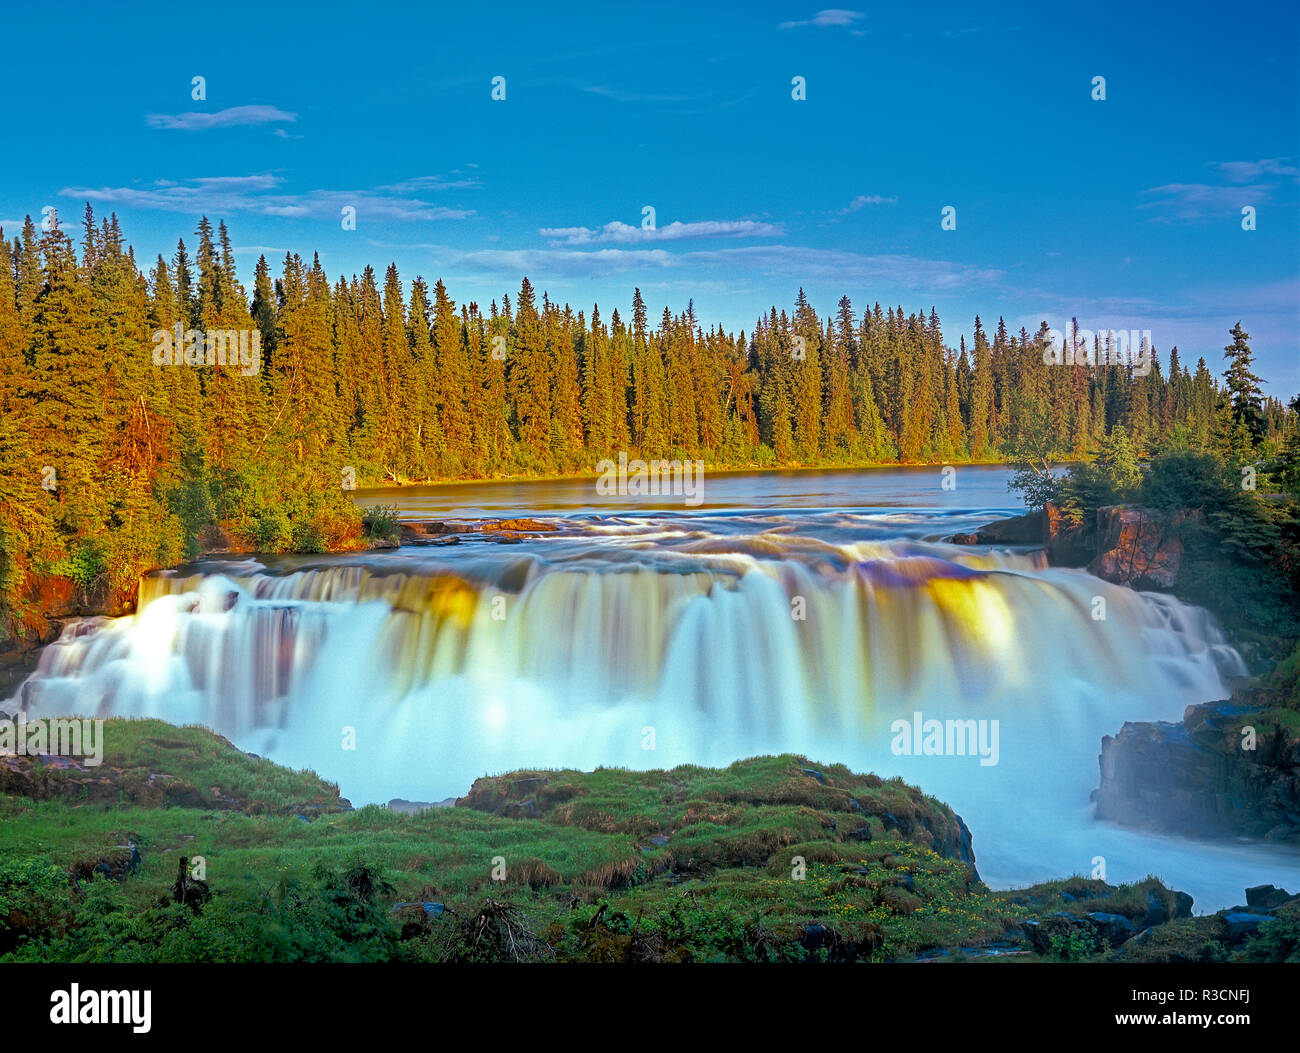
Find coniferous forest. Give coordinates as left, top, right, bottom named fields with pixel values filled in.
left=0, top=207, right=1295, bottom=641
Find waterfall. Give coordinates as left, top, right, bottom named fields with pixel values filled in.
left=14, top=524, right=1285, bottom=910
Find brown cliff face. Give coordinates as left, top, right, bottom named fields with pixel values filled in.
left=954, top=502, right=1190, bottom=590
left=1086, top=505, right=1185, bottom=589
left=0, top=574, right=139, bottom=697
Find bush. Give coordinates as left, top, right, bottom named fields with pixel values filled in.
left=0, top=855, right=72, bottom=954
left=361, top=505, right=401, bottom=542
left=1048, top=927, right=1101, bottom=961
left=1140, top=449, right=1300, bottom=648
left=1055, top=426, right=1142, bottom=524
left=1005, top=393, right=1067, bottom=511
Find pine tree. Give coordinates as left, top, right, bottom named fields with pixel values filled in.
left=508, top=277, right=552, bottom=459
left=1223, top=321, right=1264, bottom=448
left=969, top=316, right=994, bottom=458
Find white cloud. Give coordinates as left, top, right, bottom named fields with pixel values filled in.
left=377, top=175, right=483, bottom=193
left=1213, top=158, right=1299, bottom=184
left=684, top=244, right=1002, bottom=290
left=447, top=247, right=676, bottom=279
left=440, top=241, right=999, bottom=291
left=837, top=194, right=898, bottom=214
left=779, top=9, right=865, bottom=29
left=61, top=174, right=476, bottom=223
left=1141, top=158, right=1299, bottom=221
left=540, top=219, right=780, bottom=245
left=146, top=105, right=297, bottom=131
left=1140, top=182, right=1269, bottom=221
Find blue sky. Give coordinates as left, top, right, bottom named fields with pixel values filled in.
left=3, top=0, right=1297, bottom=394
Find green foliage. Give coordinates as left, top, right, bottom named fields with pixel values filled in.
left=1005, top=393, right=1066, bottom=511
left=1007, top=465, right=1062, bottom=512
left=361, top=504, right=401, bottom=542
left=11, top=861, right=403, bottom=964
left=1048, top=927, right=1102, bottom=961
left=1140, top=450, right=1300, bottom=646
left=0, top=854, right=69, bottom=941
left=1097, top=425, right=1142, bottom=492
left=49, top=537, right=105, bottom=591
left=1055, top=426, right=1143, bottom=525
left=1238, top=913, right=1300, bottom=963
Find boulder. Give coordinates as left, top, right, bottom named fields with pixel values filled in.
left=800, top=922, right=830, bottom=952
left=1022, top=909, right=1141, bottom=955
left=1021, top=911, right=1120, bottom=954
left=480, top=518, right=556, bottom=533
left=949, top=511, right=1044, bottom=546
left=1219, top=910, right=1273, bottom=943
left=1086, top=911, right=1138, bottom=948
left=400, top=521, right=474, bottom=540
left=387, top=798, right=436, bottom=815
left=1245, top=884, right=1300, bottom=911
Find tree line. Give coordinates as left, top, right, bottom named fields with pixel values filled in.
left=0, top=208, right=1294, bottom=640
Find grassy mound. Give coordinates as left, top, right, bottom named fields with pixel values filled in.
left=1, top=719, right=1289, bottom=962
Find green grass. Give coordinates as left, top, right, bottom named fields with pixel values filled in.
left=0, top=719, right=1253, bottom=963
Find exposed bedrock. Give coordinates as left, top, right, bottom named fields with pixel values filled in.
left=1094, top=699, right=1300, bottom=844
left=950, top=501, right=1192, bottom=589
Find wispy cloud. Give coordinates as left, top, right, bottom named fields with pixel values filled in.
left=448, top=247, right=676, bottom=279
left=439, top=241, right=999, bottom=291
left=376, top=175, right=483, bottom=193
left=540, top=219, right=780, bottom=245
left=580, top=85, right=701, bottom=104
left=145, top=105, right=297, bottom=131
left=1140, top=158, right=1299, bottom=221
left=836, top=194, right=897, bottom=214
left=61, top=174, right=475, bottom=223
left=1213, top=158, right=1299, bottom=183
left=685, top=244, right=1002, bottom=290
left=779, top=9, right=864, bottom=30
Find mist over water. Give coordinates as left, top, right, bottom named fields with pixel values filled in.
left=12, top=467, right=1300, bottom=911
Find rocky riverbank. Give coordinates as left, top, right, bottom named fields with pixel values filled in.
left=3, top=719, right=1299, bottom=963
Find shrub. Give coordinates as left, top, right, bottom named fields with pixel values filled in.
left=0, top=855, right=72, bottom=954
left=361, top=505, right=401, bottom=543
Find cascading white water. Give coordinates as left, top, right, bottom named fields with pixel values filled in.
left=11, top=514, right=1295, bottom=910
